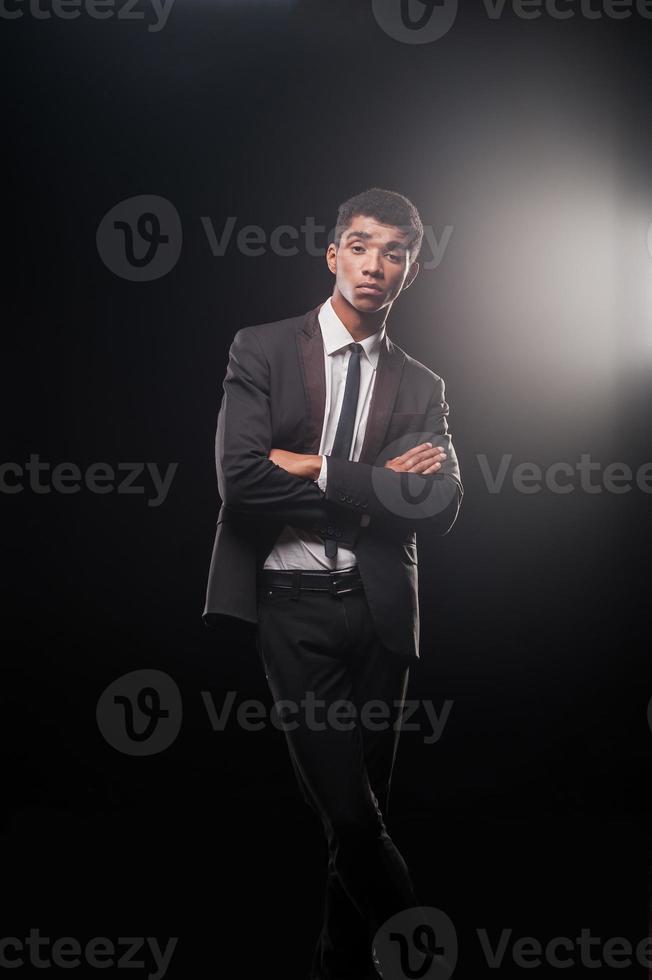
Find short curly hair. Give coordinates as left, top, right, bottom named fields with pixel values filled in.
left=334, top=187, right=424, bottom=265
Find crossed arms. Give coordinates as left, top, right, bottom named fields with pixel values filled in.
left=216, top=327, right=463, bottom=536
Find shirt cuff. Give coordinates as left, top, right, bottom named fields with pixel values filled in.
left=317, top=454, right=328, bottom=492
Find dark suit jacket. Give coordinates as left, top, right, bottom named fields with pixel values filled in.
left=202, top=302, right=463, bottom=660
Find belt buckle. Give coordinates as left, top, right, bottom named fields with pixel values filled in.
left=329, top=571, right=356, bottom=596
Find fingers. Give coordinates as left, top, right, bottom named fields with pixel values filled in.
left=405, top=447, right=447, bottom=473
left=398, top=442, right=446, bottom=465
left=396, top=441, right=434, bottom=464
left=385, top=442, right=448, bottom=473
left=407, top=460, right=443, bottom=474
left=385, top=458, right=443, bottom=473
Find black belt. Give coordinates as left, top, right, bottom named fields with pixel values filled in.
left=258, top=567, right=364, bottom=597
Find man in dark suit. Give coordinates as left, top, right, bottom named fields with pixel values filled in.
left=203, top=187, right=463, bottom=979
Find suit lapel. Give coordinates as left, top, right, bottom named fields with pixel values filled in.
left=297, top=305, right=326, bottom=454
left=359, top=335, right=405, bottom=463
left=296, top=302, right=406, bottom=462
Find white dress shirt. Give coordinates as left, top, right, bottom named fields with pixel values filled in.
left=263, top=295, right=385, bottom=571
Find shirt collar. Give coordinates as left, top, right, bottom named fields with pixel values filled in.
left=318, top=295, right=385, bottom=369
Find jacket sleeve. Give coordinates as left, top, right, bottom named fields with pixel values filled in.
left=323, top=376, right=463, bottom=536
left=215, top=326, right=345, bottom=533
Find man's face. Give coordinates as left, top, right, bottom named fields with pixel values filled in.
left=326, top=213, right=419, bottom=313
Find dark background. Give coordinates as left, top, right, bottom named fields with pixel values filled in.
left=3, top=0, right=651, bottom=975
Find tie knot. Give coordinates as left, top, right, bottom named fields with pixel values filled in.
left=349, top=342, right=363, bottom=355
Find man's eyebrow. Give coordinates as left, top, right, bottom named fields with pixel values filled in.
left=343, top=228, right=372, bottom=241
left=343, top=229, right=408, bottom=250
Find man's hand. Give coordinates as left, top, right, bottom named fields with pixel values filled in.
left=384, top=442, right=447, bottom=475
left=269, top=443, right=446, bottom=478
left=269, top=449, right=322, bottom=481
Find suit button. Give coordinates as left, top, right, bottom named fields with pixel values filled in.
left=338, top=492, right=345, bottom=501
left=345, top=495, right=352, bottom=503
left=327, top=525, right=334, bottom=535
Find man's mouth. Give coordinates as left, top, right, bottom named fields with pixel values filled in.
left=357, top=283, right=383, bottom=293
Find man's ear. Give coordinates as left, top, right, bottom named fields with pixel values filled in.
left=403, top=260, right=420, bottom=291
left=326, top=242, right=337, bottom=276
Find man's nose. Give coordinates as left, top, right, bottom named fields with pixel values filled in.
left=362, top=252, right=383, bottom=277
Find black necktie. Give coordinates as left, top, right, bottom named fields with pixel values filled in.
left=323, top=342, right=363, bottom=558
left=331, top=342, right=363, bottom=460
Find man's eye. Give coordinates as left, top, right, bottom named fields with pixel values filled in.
left=386, top=252, right=400, bottom=261
left=351, top=245, right=365, bottom=253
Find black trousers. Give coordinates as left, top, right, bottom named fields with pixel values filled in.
left=254, top=580, right=418, bottom=980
